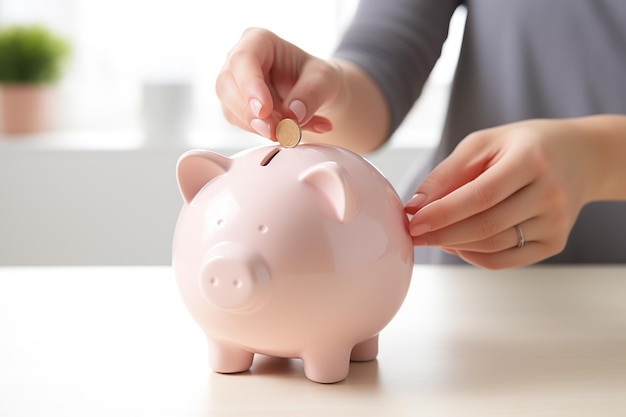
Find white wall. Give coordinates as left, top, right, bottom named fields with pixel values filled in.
left=0, top=134, right=427, bottom=266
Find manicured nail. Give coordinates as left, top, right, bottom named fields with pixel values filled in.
left=410, top=222, right=431, bottom=237
left=250, top=98, right=263, bottom=117
left=289, top=100, right=306, bottom=123
left=250, top=118, right=271, bottom=138
left=406, top=193, right=427, bottom=210
left=311, top=119, right=332, bottom=133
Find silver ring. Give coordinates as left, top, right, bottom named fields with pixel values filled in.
left=514, top=224, right=526, bottom=248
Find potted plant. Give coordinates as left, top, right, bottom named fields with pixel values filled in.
left=0, top=24, right=70, bottom=135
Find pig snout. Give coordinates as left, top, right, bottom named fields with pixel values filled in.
left=199, top=242, right=270, bottom=312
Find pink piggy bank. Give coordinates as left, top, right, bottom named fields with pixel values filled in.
left=172, top=143, right=413, bottom=383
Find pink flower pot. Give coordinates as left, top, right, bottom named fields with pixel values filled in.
left=0, top=84, right=54, bottom=135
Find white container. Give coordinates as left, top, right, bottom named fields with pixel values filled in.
left=141, top=80, right=193, bottom=146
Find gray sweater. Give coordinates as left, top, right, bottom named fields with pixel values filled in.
left=335, top=0, right=626, bottom=264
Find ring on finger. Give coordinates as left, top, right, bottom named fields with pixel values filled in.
left=514, top=224, right=526, bottom=248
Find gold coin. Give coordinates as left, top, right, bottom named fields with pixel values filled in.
left=276, top=118, right=302, bottom=148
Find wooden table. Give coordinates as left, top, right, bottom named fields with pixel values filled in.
left=1, top=265, right=625, bottom=416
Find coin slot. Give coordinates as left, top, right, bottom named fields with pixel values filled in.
left=260, top=148, right=280, bottom=166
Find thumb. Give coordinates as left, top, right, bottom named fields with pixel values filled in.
left=282, top=59, right=344, bottom=129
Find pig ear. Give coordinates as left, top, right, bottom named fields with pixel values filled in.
left=299, top=161, right=358, bottom=223
left=177, top=150, right=232, bottom=203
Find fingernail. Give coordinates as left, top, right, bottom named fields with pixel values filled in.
left=250, top=118, right=271, bottom=138
left=406, top=193, right=427, bottom=210
left=250, top=98, right=263, bottom=117
left=289, top=100, right=306, bottom=123
left=410, top=222, right=431, bottom=236
left=311, top=119, right=332, bottom=133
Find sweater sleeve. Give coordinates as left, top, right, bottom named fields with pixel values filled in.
left=334, top=0, right=462, bottom=137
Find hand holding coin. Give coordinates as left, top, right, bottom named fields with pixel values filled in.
left=276, top=119, right=302, bottom=148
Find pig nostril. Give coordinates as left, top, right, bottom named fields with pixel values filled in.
left=209, top=277, right=219, bottom=286
left=233, top=279, right=242, bottom=288
left=216, top=219, right=224, bottom=227
left=258, top=224, right=268, bottom=233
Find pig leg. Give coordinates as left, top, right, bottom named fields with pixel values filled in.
left=301, top=347, right=352, bottom=384
left=350, top=334, right=379, bottom=362
left=207, top=339, right=254, bottom=374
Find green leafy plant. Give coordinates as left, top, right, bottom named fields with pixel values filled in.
left=0, top=24, right=71, bottom=84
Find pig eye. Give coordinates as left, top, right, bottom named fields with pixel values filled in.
left=258, top=224, right=268, bottom=233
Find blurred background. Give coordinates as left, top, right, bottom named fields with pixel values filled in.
left=0, top=0, right=465, bottom=265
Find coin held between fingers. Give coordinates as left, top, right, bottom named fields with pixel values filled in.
left=276, top=118, right=302, bottom=148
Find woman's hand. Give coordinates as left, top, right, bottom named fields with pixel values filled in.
left=215, top=28, right=389, bottom=153
left=215, top=28, right=342, bottom=140
left=405, top=118, right=600, bottom=269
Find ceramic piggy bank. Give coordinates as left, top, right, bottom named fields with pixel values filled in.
left=172, top=143, right=413, bottom=383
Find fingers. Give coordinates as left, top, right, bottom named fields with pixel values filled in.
left=408, top=173, right=573, bottom=269
left=452, top=217, right=567, bottom=269
left=407, top=134, right=535, bottom=234
left=404, top=119, right=591, bottom=269
left=406, top=132, right=494, bottom=214
left=216, top=29, right=278, bottom=138
left=408, top=158, right=569, bottom=268
left=217, top=69, right=274, bottom=137
left=454, top=242, right=548, bottom=270
left=434, top=226, right=563, bottom=270
left=216, top=28, right=339, bottom=139
left=432, top=223, right=548, bottom=270
left=432, top=217, right=537, bottom=254
left=411, top=176, right=551, bottom=248
left=280, top=59, right=343, bottom=127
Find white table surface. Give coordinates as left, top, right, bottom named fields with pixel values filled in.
left=1, top=265, right=625, bottom=416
